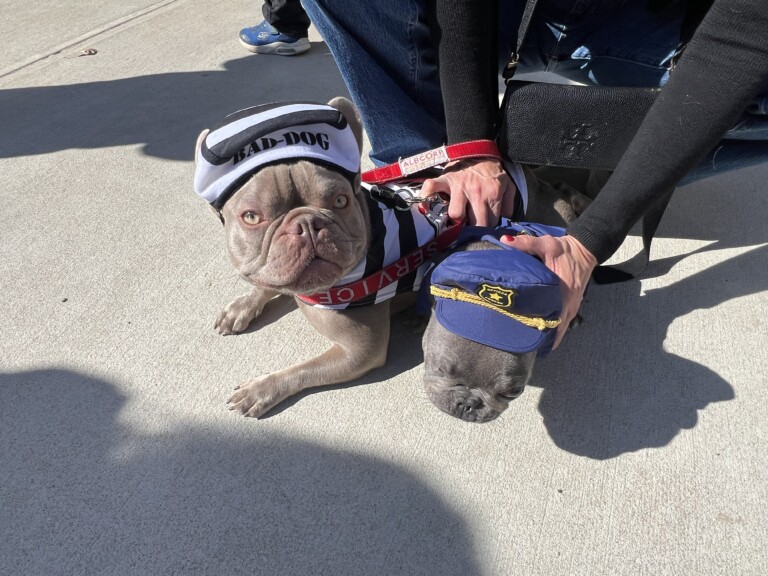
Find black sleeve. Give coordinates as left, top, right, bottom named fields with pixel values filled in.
left=568, top=0, right=768, bottom=263
left=430, top=0, right=500, bottom=143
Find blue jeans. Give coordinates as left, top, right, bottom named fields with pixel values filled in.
left=302, top=0, right=767, bottom=173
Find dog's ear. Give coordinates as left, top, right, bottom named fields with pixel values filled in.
left=194, top=129, right=209, bottom=166
left=327, top=97, right=364, bottom=154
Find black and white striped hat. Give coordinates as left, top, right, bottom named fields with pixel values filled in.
left=194, top=102, right=360, bottom=210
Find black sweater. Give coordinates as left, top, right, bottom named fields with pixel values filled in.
left=431, top=0, right=768, bottom=263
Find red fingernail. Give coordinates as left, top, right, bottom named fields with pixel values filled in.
left=501, top=235, right=515, bottom=242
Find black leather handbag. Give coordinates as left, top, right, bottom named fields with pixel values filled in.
left=498, top=0, right=661, bottom=171
left=499, top=81, right=660, bottom=171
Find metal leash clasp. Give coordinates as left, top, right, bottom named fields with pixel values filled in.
left=384, top=181, right=429, bottom=211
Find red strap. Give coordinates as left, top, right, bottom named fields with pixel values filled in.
left=362, top=140, right=502, bottom=184
left=297, top=220, right=464, bottom=307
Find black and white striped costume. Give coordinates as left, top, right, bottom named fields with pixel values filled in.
left=318, top=181, right=446, bottom=309
left=305, top=177, right=526, bottom=310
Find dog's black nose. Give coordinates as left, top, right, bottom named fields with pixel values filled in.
left=456, top=395, right=482, bottom=419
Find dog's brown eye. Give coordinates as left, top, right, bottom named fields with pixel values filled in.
left=241, top=211, right=261, bottom=226
left=334, top=195, right=348, bottom=209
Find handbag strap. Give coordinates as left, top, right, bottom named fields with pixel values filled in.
left=502, top=0, right=539, bottom=81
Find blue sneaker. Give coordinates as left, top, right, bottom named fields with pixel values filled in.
left=239, top=20, right=310, bottom=56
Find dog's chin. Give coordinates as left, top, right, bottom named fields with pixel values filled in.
left=425, top=380, right=512, bottom=423
left=289, top=258, right=345, bottom=293
left=247, top=257, right=345, bottom=294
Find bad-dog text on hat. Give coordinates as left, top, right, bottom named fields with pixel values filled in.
left=232, top=130, right=331, bottom=165
left=193, top=102, right=361, bottom=209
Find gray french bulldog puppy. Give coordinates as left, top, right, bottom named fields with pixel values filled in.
left=421, top=175, right=590, bottom=423
left=194, top=96, right=421, bottom=418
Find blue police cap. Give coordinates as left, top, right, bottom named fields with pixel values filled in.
left=430, top=223, right=564, bottom=354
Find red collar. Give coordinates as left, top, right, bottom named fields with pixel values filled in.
left=296, top=219, right=463, bottom=307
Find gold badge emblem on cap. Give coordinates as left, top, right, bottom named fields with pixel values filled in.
left=477, top=283, right=516, bottom=309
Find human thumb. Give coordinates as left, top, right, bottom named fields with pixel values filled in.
left=499, top=233, right=545, bottom=260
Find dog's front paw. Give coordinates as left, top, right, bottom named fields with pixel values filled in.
left=227, top=375, right=289, bottom=418
left=215, top=289, right=272, bottom=335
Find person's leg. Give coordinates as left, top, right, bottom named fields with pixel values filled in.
left=263, top=0, right=311, bottom=38
left=240, top=0, right=311, bottom=55
left=301, top=0, right=446, bottom=165
left=517, top=0, right=687, bottom=87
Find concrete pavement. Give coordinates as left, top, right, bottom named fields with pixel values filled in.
left=1, top=1, right=767, bottom=575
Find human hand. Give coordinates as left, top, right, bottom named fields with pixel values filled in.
left=500, top=234, right=597, bottom=350
left=420, top=158, right=517, bottom=226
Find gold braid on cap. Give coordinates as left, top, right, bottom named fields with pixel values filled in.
left=430, top=286, right=560, bottom=331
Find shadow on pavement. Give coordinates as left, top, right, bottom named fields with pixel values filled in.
left=0, top=45, right=348, bottom=161
left=526, top=168, right=768, bottom=459
left=0, top=368, right=480, bottom=576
